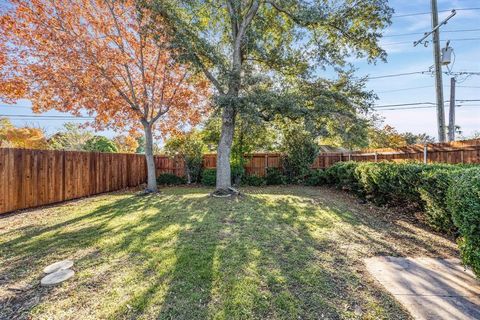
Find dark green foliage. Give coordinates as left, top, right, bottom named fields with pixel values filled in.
left=418, top=167, right=462, bottom=234
left=265, top=167, right=287, bottom=185
left=201, top=169, right=216, bottom=186
left=281, top=127, right=319, bottom=183
left=447, top=168, right=480, bottom=277
left=305, top=170, right=327, bottom=186
left=325, top=162, right=360, bottom=192
left=231, top=162, right=246, bottom=186
left=354, top=162, right=427, bottom=206
left=242, top=175, right=266, bottom=186
left=157, top=173, right=186, bottom=185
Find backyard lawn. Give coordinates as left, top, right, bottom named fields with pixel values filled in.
left=0, top=186, right=458, bottom=320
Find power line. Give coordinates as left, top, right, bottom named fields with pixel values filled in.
left=367, top=71, right=430, bottom=79
left=374, top=102, right=436, bottom=108
left=383, top=38, right=480, bottom=46
left=377, top=85, right=433, bottom=93
left=383, top=28, right=480, bottom=38
left=367, top=70, right=480, bottom=80
left=393, top=7, right=480, bottom=18
left=375, top=105, right=480, bottom=111
left=377, top=85, right=479, bottom=93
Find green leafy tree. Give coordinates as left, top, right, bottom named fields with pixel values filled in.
left=136, top=136, right=146, bottom=153
left=402, top=132, right=435, bottom=145
left=164, top=131, right=206, bottom=183
left=84, top=136, right=118, bottom=153
left=48, top=123, right=93, bottom=151
left=148, top=0, right=392, bottom=193
left=201, top=113, right=279, bottom=183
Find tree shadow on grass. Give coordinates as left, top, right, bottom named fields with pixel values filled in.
left=1, top=192, right=220, bottom=319
left=0, top=187, right=461, bottom=319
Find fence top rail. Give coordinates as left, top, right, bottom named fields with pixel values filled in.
left=0, top=147, right=146, bottom=156
left=2, top=138, right=479, bottom=159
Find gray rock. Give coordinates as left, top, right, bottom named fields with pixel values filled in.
left=40, top=269, right=74, bottom=286
left=43, top=259, right=74, bottom=274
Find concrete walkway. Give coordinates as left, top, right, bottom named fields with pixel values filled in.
left=365, top=256, right=480, bottom=320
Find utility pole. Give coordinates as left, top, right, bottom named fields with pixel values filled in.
left=431, top=0, right=446, bottom=142
left=448, top=77, right=456, bottom=141
left=414, top=8, right=455, bottom=142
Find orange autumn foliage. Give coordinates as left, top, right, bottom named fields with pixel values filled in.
left=113, top=135, right=139, bottom=154
left=0, top=118, right=48, bottom=149
left=0, top=0, right=210, bottom=135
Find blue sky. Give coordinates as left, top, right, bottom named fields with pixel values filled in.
left=1, top=0, right=479, bottom=140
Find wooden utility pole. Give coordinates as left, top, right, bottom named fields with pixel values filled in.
left=448, top=77, right=456, bottom=141
left=431, top=0, right=446, bottom=142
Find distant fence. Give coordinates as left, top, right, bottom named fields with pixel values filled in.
left=1, top=139, right=479, bottom=214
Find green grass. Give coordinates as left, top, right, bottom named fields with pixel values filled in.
left=0, top=186, right=458, bottom=319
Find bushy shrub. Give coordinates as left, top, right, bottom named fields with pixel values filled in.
left=447, top=168, right=480, bottom=277
left=157, top=173, right=186, bottom=185
left=354, top=162, right=427, bottom=206
left=305, top=169, right=327, bottom=186
left=418, top=167, right=462, bottom=234
left=325, top=160, right=480, bottom=277
left=201, top=169, right=216, bottom=186
left=325, top=162, right=360, bottom=191
left=265, top=167, right=286, bottom=185
left=242, top=175, right=266, bottom=186
left=164, top=131, right=206, bottom=183
left=281, top=127, right=319, bottom=183
left=231, top=162, right=245, bottom=186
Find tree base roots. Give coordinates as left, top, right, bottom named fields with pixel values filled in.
left=211, top=187, right=240, bottom=198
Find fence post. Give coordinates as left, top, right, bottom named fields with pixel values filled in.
left=348, top=153, right=351, bottom=161
left=423, top=144, right=428, bottom=164
left=374, top=152, right=378, bottom=162
left=264, top=154, right=268, bottom=176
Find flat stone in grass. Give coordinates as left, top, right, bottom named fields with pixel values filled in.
left=43, top=259, right=74, bottom=274
left=365, top=256, right=480, bottom=320
left=40, top=269, right=75, bottom=286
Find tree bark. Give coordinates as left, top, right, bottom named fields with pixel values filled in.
left=215, top=106, right=236, bottom=191
left=143, top=123, right=158, bottom=192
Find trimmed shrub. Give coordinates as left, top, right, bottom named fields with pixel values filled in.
left=242, top=175, right=266, bottom=186
left=201, top=169, right=216, bottom=186
left=447, top=168, right=480, bottom=277
left=305, top=169, right=327, bottom=186
left=157, top=173, right=186, bottom=185
left=265, top=167, right=286, bottom=185
left=325, top=161, right=360, bottom=192
left=418, top=167, right=462, bottom=234
left=354, top=162, right=427, bottom=206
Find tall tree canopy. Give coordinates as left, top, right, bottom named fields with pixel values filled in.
left=0, top=0, right=210, bottom=191
left=147, top=0, right=392, bottom=193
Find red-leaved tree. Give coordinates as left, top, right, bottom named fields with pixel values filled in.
left=0, top=0, right=210, bottom=192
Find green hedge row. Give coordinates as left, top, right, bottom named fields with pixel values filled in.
left=316, top=161, right=479, bottom=277
left=199, top=167, right=288, bottom=187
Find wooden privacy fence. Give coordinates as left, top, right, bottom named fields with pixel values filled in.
left=1, top=138, right=479, bottom=214
left=0, top=149, right=148, bottom=214
left=199, top=139, right=480, bottom=176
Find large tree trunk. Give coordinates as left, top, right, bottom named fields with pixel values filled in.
left=143, top=123, right=158, bottom=192
left=215, top=106, right=236, bottom=191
